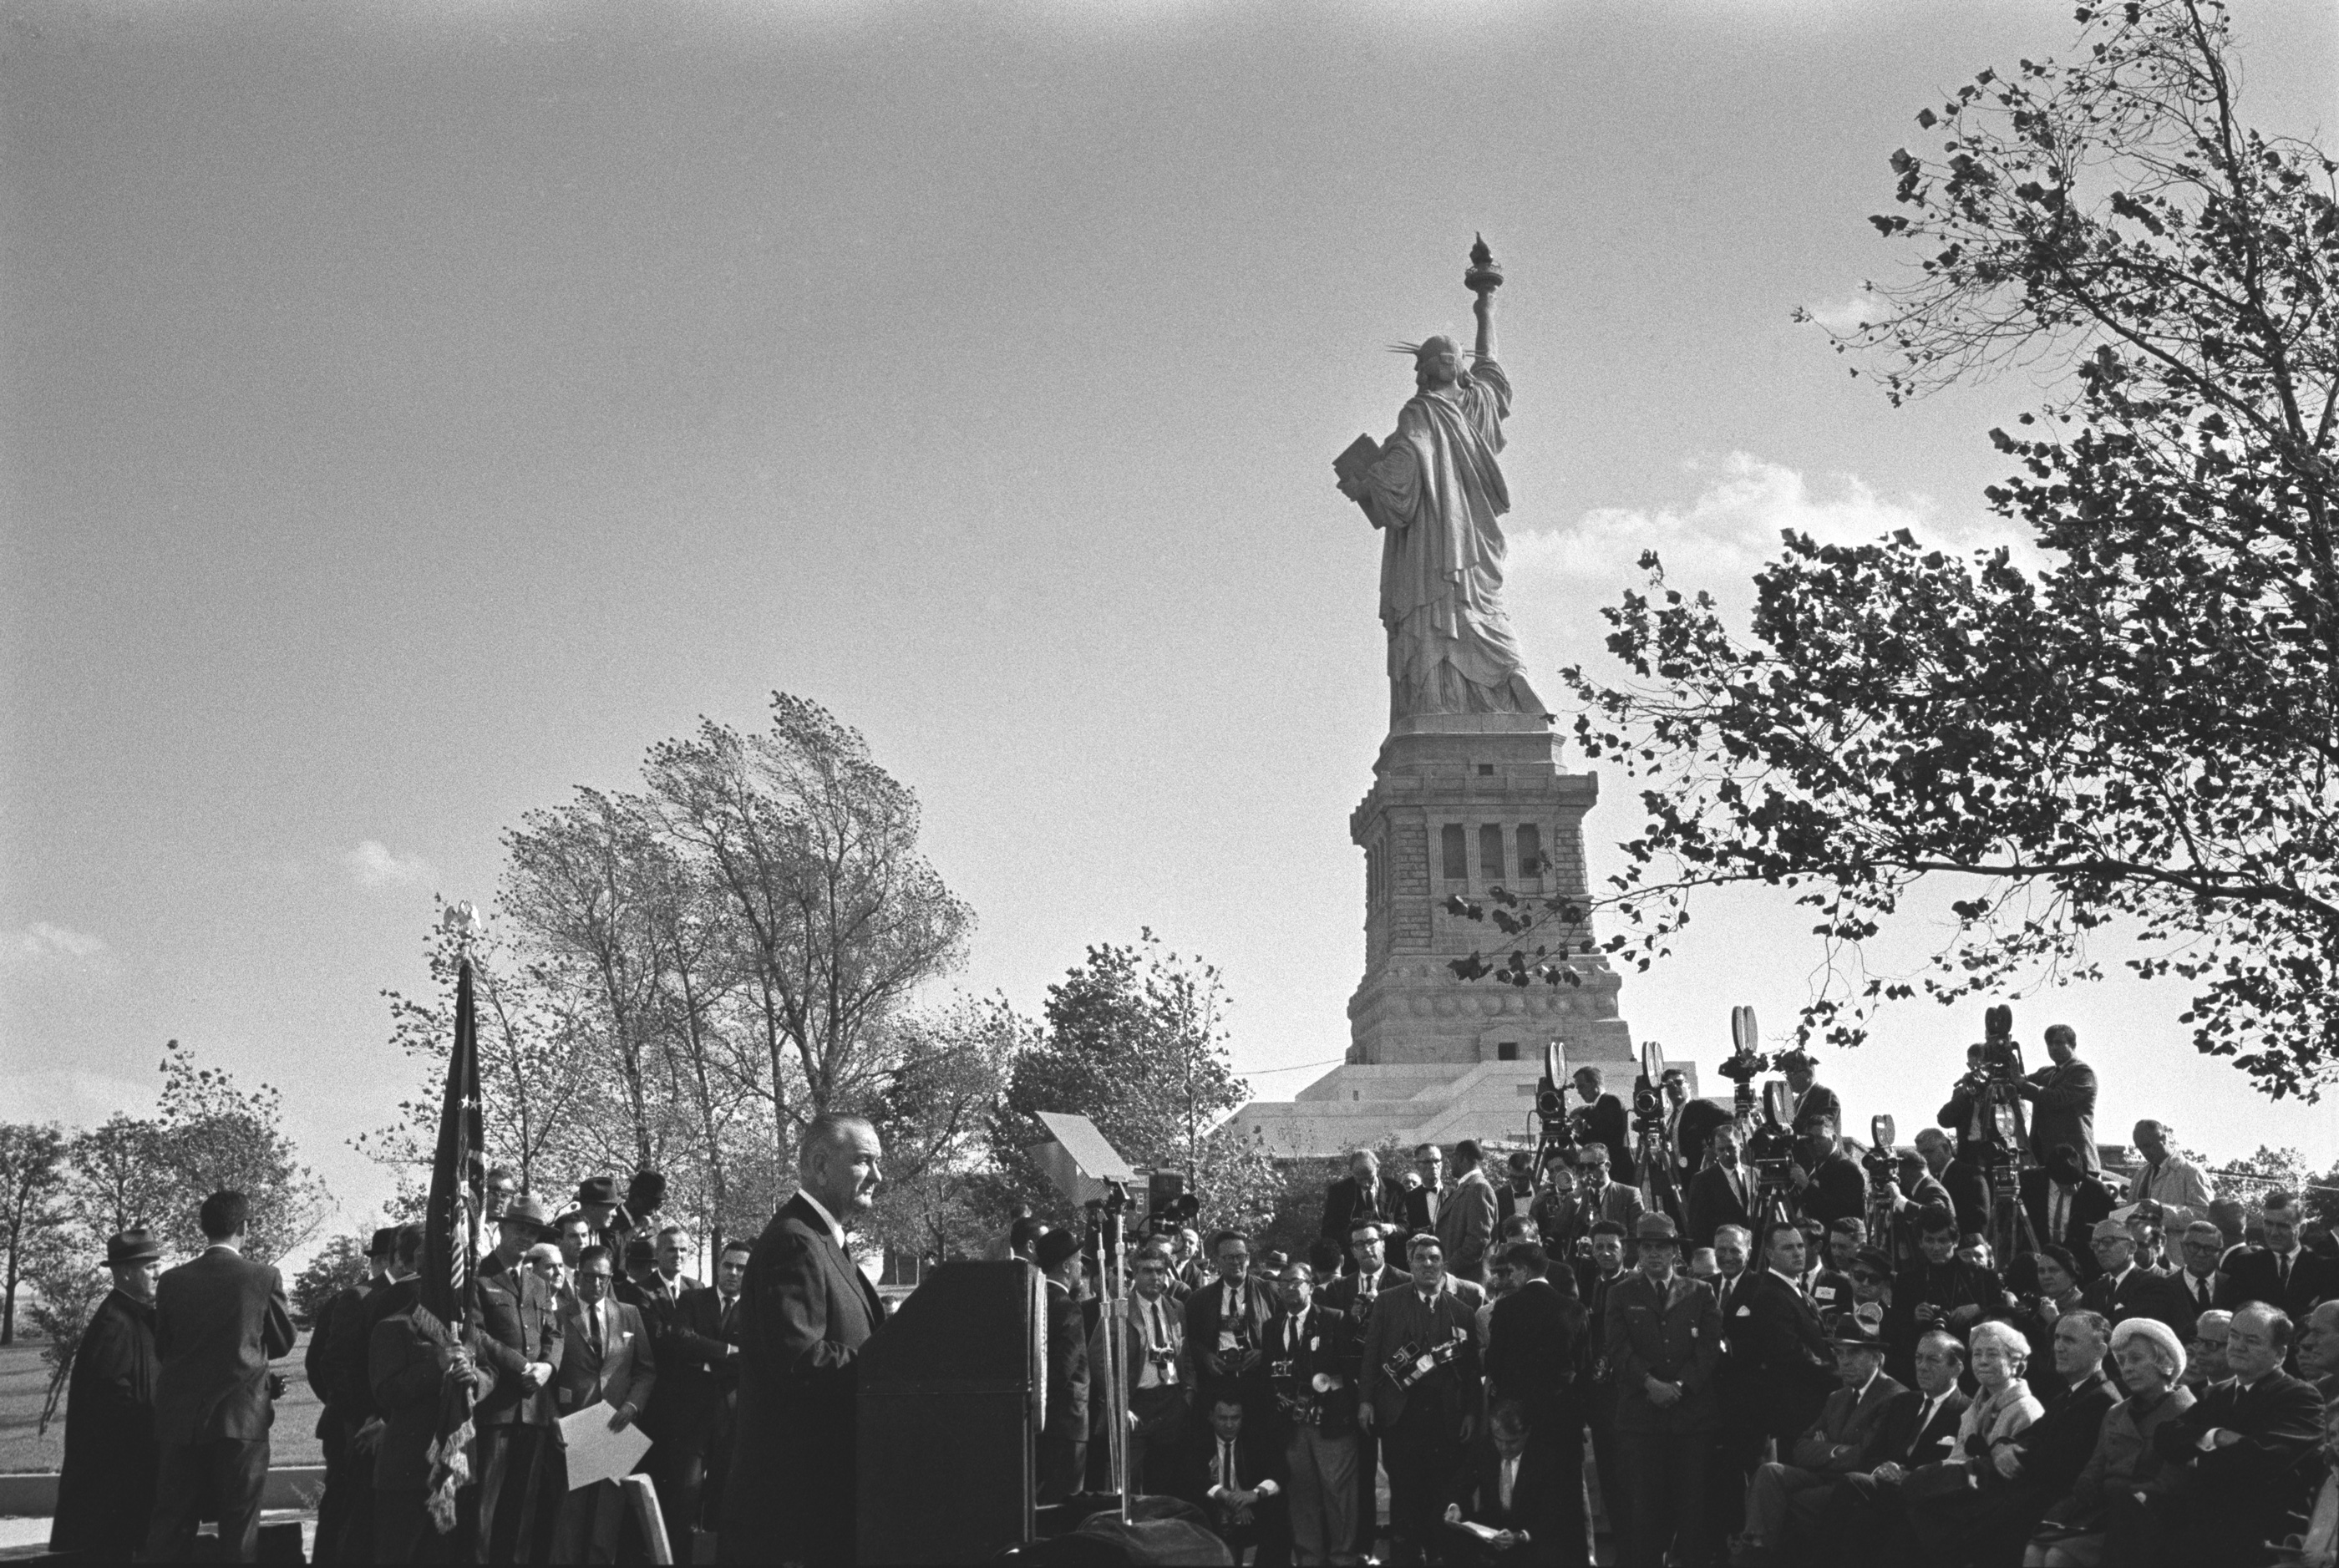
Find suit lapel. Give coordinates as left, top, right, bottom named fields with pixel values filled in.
left=789, top=1195, right=878, bottom=1337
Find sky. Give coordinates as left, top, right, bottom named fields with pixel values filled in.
left=5, top=0, right=2336, bottom=1241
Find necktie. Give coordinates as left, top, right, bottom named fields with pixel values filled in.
left=2278, top=1252, right=2291, bottom=1292
left=1501, top=1454, right=1519, bottom=1510
left=588, top=1305, right=603, bottom=1357
left=1219, top=1439, right=1236, bottom=1492
left=1361, top=1273, right=1378, bottom=1302
left=720, top=1294, right=737, bottom=1336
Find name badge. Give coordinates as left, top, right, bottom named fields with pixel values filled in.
left=1814, top=1286, right=1838, bottom=1302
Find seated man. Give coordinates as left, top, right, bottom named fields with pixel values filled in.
left=1732, top=1312, right=1905, bottom=1566
left=1443, top=1400, right=1577, bottom=1568
left=2184, top=1308, right=2233, bottom=1394
left=1817, top=1329, right=1971, bottom=1565
left=1177, top=1393, right=1289, bottom=1564
left=2141, top=1303, right=2326, bottom=1567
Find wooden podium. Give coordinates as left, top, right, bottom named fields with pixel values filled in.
left=856, top=1261, right=1047, bottom=1565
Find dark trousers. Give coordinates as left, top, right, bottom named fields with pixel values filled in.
left=1705, top=1419, right=1766, bottom=1560
left=1619, top=1430, right=1709, bottom=1568
left=373, top=1486, right=437, bottom=1565
left=552, top=1479, right=627, bottom=1565
left=1383, top=1399, right=1464, bottom=1564
left=315, top=1416, right=353, bottom=1565
left=1129, top=1384, right=1188, bottom=1496
left=1038, top=1427, right=1089, bottom=1503
left=474, top=1424, right=556, bottom=1563
left=145, top=1434, right=270, bottom=1561
left=647, top=1439, right=706, bottom=1556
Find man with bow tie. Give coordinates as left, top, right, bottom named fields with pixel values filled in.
left=1266, top=1261, right=1360, bottom=1565
left=1362, top=1232, right=1482, bottom=1565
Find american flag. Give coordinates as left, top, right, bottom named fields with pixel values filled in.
left=420, top=954, right=485, bottom=1532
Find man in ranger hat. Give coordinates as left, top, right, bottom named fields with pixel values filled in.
left=50, top=1229, right=163, bottom=1560
left=1732, top=1307, right=1905, bottom=1565
left=1607, top=1212, right=1723, bottom=1568
left=474, top=1194, right=564, bottom=1564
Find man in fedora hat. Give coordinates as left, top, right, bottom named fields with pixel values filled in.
left=475, top=1194, right=565, bottom=1563
left=1036, top=1226, right=1093, bottom=1503
left=1732, top=1307, right=1905, bottom=1565
left=1608, top=1212, right=1723, bottom=1568
left=51, top=1229, right=163, bottom=1560
left=573, top=1176, right=626, bottom=1252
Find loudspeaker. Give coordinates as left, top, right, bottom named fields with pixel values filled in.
left=858, top=1260, right=1045, bottom=1565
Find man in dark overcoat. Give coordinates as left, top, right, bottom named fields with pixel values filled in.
left=49, top=1229, right=163, bottom=1560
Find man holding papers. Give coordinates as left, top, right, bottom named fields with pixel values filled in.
left=553, top=1245, right=658, bottom=1563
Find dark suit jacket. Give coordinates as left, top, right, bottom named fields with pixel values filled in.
left=1736, top=1271, right=1837, bottom=1444
left=1452, top=1439, right=1575, bottom=1566
left=723, top=1193, right=884, bottom=1565
left=151, top=1246, right=297, bottom=1446
left=1798, top=1153, right=1868, bottom=1228
left=474, top=1267, right=564, bottom=1428
left=1684, top=1163, right=1755, bottom=1251
left=1884, top=1258, right=2003, bottom=1382
left=1577, top=1094, right=1633, bottom=1182
left=1937, top=1159, right=1991, bottom=1239
left=1786, top=1371, right=1908, bottom=1474
left=2023, top=1059, right=2099, bottom=1174
left=1403, top=1180, right=1452, bottom=1237
left=1484, top=1278, right=1586, bottom=1439
left=1174, top=1421, right=1290, bottom=1535
left=2149, top=1368, right=2326, bottom=1549
left=1875, top=1385, right=1971, bottom=1469
left=1264, top=1306, right=1357, bottom=1430
left=556, top=1296, right=657, bottom=1420
left=51, top=1289, right=159, bottom=1558
left=302, top=1277, right=373, bottom=1413
left=1673, top=1098, right=1733, bottom=1177
left=2005, top=1372, right=2116, bottom=1502
left=2019, top=1170, right=2118, bottom=1266
left=1180, top=1274, right=1279, bottom=1391
left=331, top=1274, right=416, bottom=1423
left=1322, top=1174, right=1406, bottom=1248
left=1788, top=1083, right=1842, bottom=1139
left=1319, top=1265, right=1409, bottom=1378
left=2216, top=1246, right=2339, bottom=1323
left=2080, top=1265, right=2195, bottom=1340
left=643, top=1282, right=734, bottom=1442
left=1360, top=1283, right=1481, bottom=1429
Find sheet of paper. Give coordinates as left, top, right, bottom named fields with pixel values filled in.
left=559, top=1401, right=654, bottom=1490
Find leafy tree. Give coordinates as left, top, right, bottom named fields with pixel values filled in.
left=68, top=1114, right=176, bottom=1240
left=642, top=694, right=973, bottom=1152
left=0, top=1123, right=68, bottom=1345
left=862, top=992, right=1027, bottom=1263
left=992, top=934, right=1250, bottom=1223
left=1511, top=0, right=2339, bottom=1094
left=23, top=1227, right=107, bottom=1434
left=292, top=1235, right=371, bottom=1326
left=152, top=1040, right=329, bottom=1266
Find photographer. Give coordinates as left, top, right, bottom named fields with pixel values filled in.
left=1322, top=1149, right=1404, bottom=1268
left=1666, top=1069, right=1731, bottom=1185
left=2018, top=1025, right=2101, bottom=1178
left=1778, top=1051, right=1842, bottom=1139
left=1572, top=1065, right=1636, bottom=1184
left=1789, top=1116, right=1868, bottom=1230
left=1529, top=1148, right=1587, bottom=1256
left=1885, top=1206, right=2004, bottom=1387
left=1913, top=1128, right=1991, bottom=1242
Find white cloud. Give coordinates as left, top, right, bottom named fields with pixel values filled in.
left=343, top=840, right=435, bottom=890
left=1501, top=451, right=2027, bottom=671
left=1804, top=289, right=1883, bottom=336
left=8, top=921, right=113, bottom=965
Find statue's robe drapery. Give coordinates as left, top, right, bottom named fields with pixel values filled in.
left=1357, top=358, right=1545, bottom=720
left=48, top=1287, right=160, bottom=1558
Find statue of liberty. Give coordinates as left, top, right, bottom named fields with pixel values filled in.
left=1335, top=237, right=1548, bottom=724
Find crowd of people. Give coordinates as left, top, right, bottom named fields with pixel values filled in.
left=47, top=1173, right=752, bottom=1564
left=31, top=1032, right=2339, bottom=1568
left=1026, top=1035, right=2339, bottom=1568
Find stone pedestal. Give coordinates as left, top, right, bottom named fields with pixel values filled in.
left=1233, top=713, right=1639, bottom=1157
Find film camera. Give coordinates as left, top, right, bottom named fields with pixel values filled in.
left=1955, top=1005, right=2031, bottom=1162
left=1746, top=1080, right=1801, bottom=1204
left=1139, top=1171, right=1201, bottom=1243
left=1860, top=1115, right=1900, bottom=1189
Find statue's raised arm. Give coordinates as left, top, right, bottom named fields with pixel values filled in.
left=1334, top=236, right=1546, bottom=724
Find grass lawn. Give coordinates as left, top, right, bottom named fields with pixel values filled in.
left=0, top=1336, right=324, bottom=1474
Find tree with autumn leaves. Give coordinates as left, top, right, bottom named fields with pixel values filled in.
left=1460, top=2, right=2339, bottom=1100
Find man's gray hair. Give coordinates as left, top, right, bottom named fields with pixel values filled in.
left=799, top=1112, right=875, bottom=1173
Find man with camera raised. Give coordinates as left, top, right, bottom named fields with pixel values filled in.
left=1361, top=1231, right=1481, bottom=1567
left=1884, top=1205, right=2003, bottom=1386
left=1788, top=1115, right=1867, bottom=1232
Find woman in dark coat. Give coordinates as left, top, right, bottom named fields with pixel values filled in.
left=48, top=1230, right=163, bottom=1559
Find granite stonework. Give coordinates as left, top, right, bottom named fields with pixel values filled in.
left=1232, top=712, right=1638, bottom=1157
